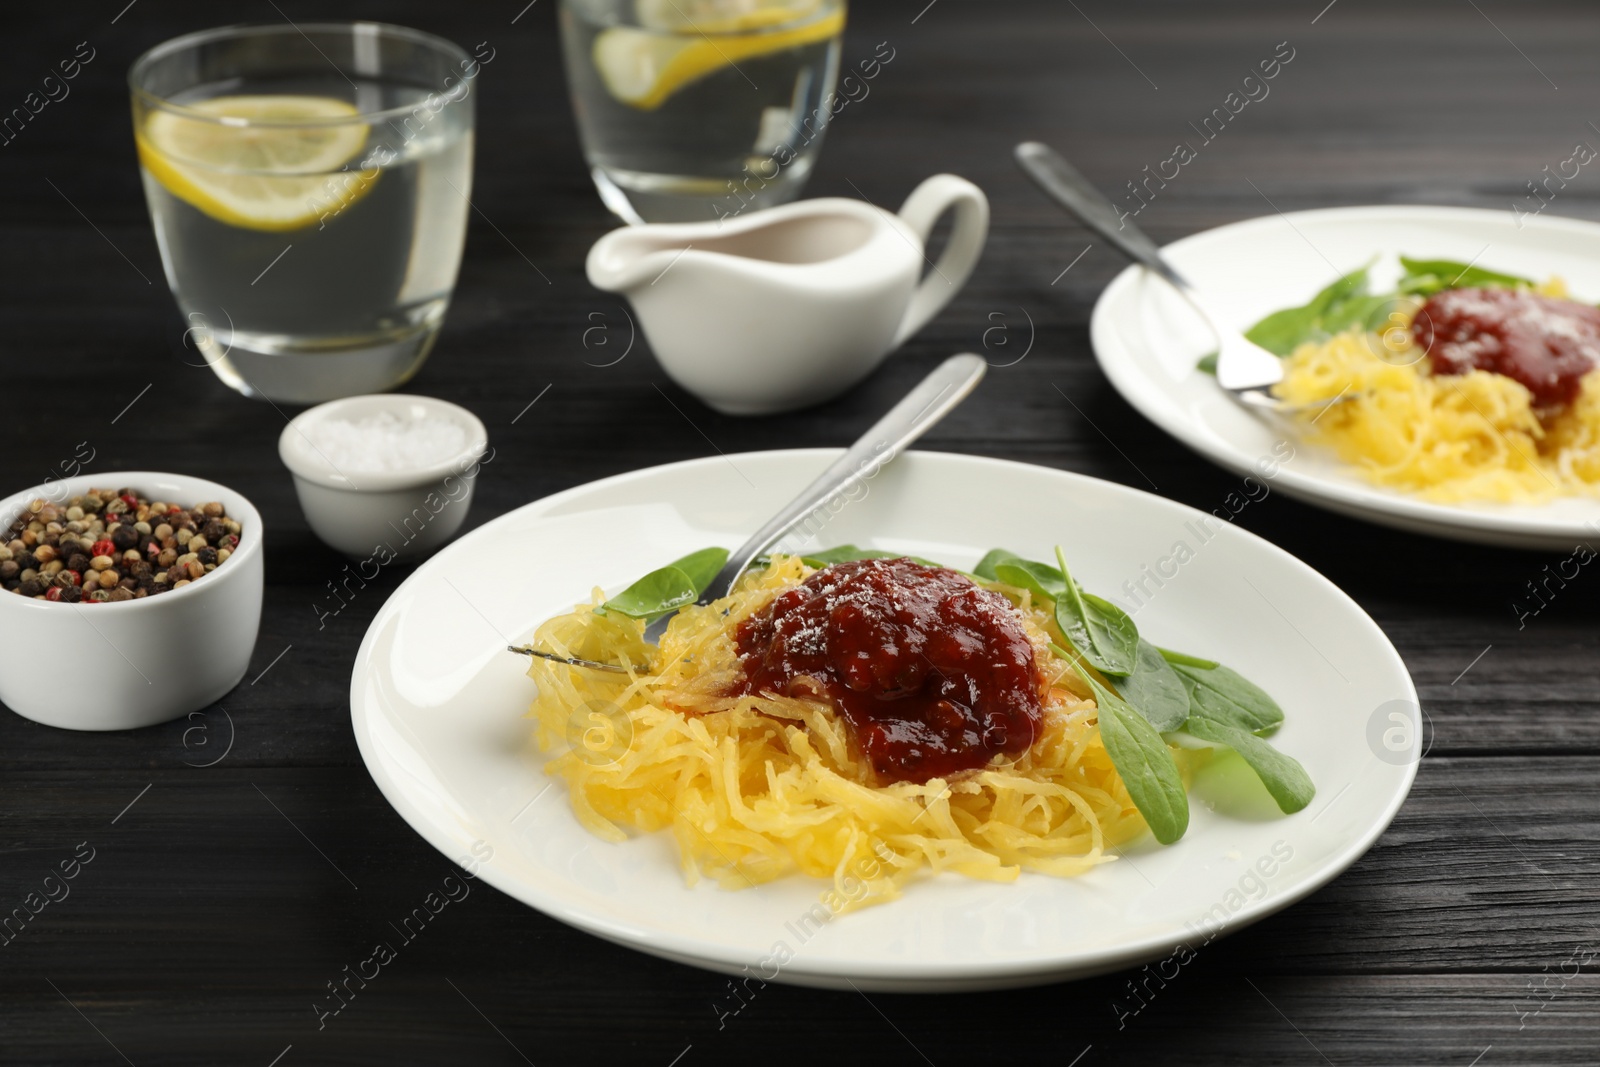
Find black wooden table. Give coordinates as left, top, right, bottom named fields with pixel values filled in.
left=4, top=2, right=1598, bottom=1064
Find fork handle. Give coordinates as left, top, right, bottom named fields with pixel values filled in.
left=710, top=354, right=986, bottom=599
left=1014, top=141, right=1191, bottom=292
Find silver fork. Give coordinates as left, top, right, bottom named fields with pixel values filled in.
left=1014, top=141, right=1289, bottom=411
left=510, top=353, right=989, bottom=673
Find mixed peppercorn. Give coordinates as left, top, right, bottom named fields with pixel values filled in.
left=1, top=489, right=241, bottom=603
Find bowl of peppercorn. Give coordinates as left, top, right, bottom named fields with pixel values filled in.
left=0, top=472, right=263, bottom=731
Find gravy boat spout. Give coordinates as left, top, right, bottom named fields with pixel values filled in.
left=585, top=227, right=711, bottom=292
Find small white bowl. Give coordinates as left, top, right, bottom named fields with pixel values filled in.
left=278, top=394, right=490, bottom=562
left=0, top=471, right=264, bottom=731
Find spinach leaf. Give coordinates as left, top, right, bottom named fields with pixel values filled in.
left=1231, top=254, right=1533, bottom=371
left=1054, top=547, right=1138, bottom=677
left=1077, top=663, right=1189, bottom=844
left=1397, top=256, right=1531, bottom=296
left=670, top=547, right=730, bottom=593
left=1243, top=305, right=1323, bottom=359
left=986, top=548, right=1136, bottom=678
left=973, top=548, right=1024, bottom=581
left=1158, top=647, right=1219, bottom=670
left=600, top=547, right=729, bottom=619
left=992, top=559, right=1067, bottom=603
left=1169, top=659, right=1285, bottom=734
left=1116, top=639, right=1190, bottom=733
left=601, top=567, right=697, bottom=619
left=1156, top=650, right=1309, bottom=810
left=1395, top=273, right=1433, bottom=296
left=1182, top=717, right=1315, bottom=814
left=795, top=545, right=943, bottom=568
left=798, top=544, right=897, bottom=566
left=1318, top=292, right=1395, bottom=337
left=1244, top=265, right=1372, bottom=356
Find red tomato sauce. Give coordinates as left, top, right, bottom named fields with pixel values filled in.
left=1412, top=287, right=1600, bottom=409
left=733, top=558, right=1042, bottom=784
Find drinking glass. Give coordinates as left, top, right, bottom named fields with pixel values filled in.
left=560, top=0, right=845, bottom=223
left=130, top=23, right=477, bottom=404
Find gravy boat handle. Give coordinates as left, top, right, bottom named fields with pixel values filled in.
left=891, top=174, right=991, bottom=346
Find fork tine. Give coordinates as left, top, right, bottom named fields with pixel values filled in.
left=507, top=645, right=631, bottom=674
left=1232, top=386, right=1358, bottom=417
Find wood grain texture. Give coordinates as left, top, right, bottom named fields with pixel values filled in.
left=2, top=1, right=1598, bottom=1064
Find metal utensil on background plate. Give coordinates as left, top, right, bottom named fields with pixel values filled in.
left=1015, top=140, right=1320, bottom=413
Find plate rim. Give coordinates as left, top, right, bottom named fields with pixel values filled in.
left=349, top=448, right=1420, bottom=985
left=1089, top=203, right=1600, bottom=548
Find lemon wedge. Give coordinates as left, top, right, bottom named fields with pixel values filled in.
left=594, top=1, right=844, bottom=110
left=138, top=95, right=378, bottom=232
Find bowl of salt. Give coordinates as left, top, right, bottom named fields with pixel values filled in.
left=279, top=394, right=490, bottom=561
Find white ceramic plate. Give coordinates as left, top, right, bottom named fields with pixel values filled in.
left=350, top=450, right=1418, bottom=991
left=1090, top=205, right=1600, bottom=550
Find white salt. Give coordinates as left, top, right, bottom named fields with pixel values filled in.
left=305, top=411, right=469, bottom=473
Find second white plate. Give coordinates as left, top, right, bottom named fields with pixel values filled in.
left=1089, top=204, right=1600, bottom=550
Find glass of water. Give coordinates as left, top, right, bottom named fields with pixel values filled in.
left=560, top=0, right=845, bottom=223
left=130, top=23, right=477, bottom=404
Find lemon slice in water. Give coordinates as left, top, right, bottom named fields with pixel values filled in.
left=635, top=0, right=822, bottom=32
left=138, top=95, right=377, bottom=232
left=593, top=0, right=844, bottom=110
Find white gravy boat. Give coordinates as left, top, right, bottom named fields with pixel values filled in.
left=586, top=174, right=990, bottom=414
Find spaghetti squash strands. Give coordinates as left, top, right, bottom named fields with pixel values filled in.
left=1275, top=290, right=1600, bottom=503
left=525, top=555, right=1158, bottom=910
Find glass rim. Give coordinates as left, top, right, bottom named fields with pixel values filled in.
left=561, top=0, right=843, bottom=37
left=128, top=21, right=476, bottom=128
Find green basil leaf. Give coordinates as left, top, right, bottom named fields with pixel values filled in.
left=1182, top=717, right=1315, bottom=814
left=1398, top=256, right=1531, bottom=293
left=601, top=547, right=729, bottom=619
left=1196, top=351, right=1219, bottom=375
left=1054, top=547, right=1137, bottom=677
left=1115, top=639, right=1189, bottom=733
left=1169, top=660, right=1285, bottom=734
left=1077, top=663, right=1189, bottom=844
